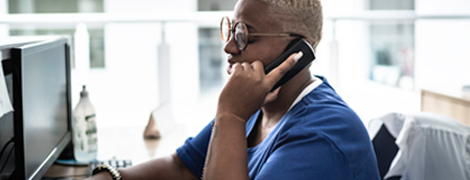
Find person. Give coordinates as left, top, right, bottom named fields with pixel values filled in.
left=88, top=0, right=380, bottom=179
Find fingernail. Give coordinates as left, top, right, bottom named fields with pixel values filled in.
left=294, top=51, right=303, bottom=62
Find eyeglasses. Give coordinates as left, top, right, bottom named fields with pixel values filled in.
left=220, top=16, right=303, bottom=50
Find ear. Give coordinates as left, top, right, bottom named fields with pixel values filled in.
left=303, top=38, right=314, bottom=46
left=303, top=37, right=318, bottom=52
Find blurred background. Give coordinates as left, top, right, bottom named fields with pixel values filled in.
left=1, top=0, right=469, bottom=138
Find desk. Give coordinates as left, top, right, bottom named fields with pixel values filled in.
left=421, top=89, right=470, bottom=127
left=43, top=125, right=189, bottom=179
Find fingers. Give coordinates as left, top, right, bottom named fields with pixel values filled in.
left=231, top=50, right=303, bottom=90
left=231, top=63, right=242, bottom=74
left=251, top=61, right=264, bottom=74
left=241, top=62, right=253, bottom=71
left=265, top=51, right=303, bottom=87
left=232, top=62, right=255, bottom=74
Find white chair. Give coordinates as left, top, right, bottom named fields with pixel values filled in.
left=369, top=112, right=470, bottom=180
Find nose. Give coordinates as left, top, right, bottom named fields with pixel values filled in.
left=223, top=35, right=241, bottom=55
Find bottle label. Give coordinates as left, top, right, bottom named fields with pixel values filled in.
left=72, top=116, right=85, bottom=151
left=73, top=114, right=98, bottom=153
left=85, top=114, right=98, bottom=153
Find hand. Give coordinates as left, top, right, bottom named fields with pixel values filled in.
left=217, top=52, right=303, bottom=121
left=84, top=171, right=113, bottom=180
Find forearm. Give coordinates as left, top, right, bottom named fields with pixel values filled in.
left=87, top=153, right=198, bottom=180
left=202, top=52, right=299, bottom=179
left=203, top=114, right=249, bottom=180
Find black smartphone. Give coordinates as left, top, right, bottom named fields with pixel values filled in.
left=264, top=38, right=316, bottom=91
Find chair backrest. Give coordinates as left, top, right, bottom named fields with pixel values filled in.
left=372, top=125, right=399, bottom=179
left=369, top=112, right=470, bottom=180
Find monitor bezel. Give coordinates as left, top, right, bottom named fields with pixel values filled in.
left=11, top=36, right=72, bottom=180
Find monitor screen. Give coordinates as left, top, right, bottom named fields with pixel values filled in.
left=0, top=36, right=72, bottom=180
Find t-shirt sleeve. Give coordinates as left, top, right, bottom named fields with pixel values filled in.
left=176, top=120, right=214, bottom=179
left=254, top=126, right=353, bottom=180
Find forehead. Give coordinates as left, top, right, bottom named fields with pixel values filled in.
left=233, top=0, right=281, bottom=31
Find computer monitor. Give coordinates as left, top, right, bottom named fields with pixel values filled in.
left=0, top=36, right=72, bottom=180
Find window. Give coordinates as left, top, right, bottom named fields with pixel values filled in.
left=368, top=0, right=415, bottom=90
left=198, top=28, right=225, bottom=89
left=7, top=0, right=105, bottom=69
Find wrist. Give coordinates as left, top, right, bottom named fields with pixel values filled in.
left=90, top=171, right=114, bottom=180
left=217, top=103, right=256, bottom=121
left=92, top=164, right=122, bottom=180
left=215, top=113, right=248, bottom=129
left=216, top=112, right=247, bottom=124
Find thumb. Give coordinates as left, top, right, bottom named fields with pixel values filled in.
left=265, top=51, right=303, bottom=88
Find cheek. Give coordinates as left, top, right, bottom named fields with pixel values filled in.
left=242, top=43, right=286, bottom=66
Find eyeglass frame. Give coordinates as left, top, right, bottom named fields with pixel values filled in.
left=220, top=16, right=304, bottom=50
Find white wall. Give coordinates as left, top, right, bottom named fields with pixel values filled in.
left=105, top=0, right=196, bottom=13
left=416, top=0, right=470, bottom=15
left=0, top=0, right=6, bottom=15
left=315, top=0, right=370, bottom=86
left=165, top=22, right=200, bottom=126
left=415, top=20, right=470, bottom=91
left=333, top=0, right=470, bottom=125
left=317, top=0, right=425, bottom=126
left=415, top=0, right=470, bottom=91
left=0, top=0, right=8, bottom=38
left=320, top=0, right=402, bottom=125
left=322, top=0, right=367, bottom=14
left=73, top=0, right=199, bottom=128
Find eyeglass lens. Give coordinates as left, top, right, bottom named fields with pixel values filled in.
left=220, top=17, right=231, bottom=42
left=220, top=17, right=249, bottom=50
left=234, top=22, right=247, bottom=50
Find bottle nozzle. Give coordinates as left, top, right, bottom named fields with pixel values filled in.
left=80, top=85, right=89, bottom=97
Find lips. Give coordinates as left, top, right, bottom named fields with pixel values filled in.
left=226, top=55, right=235, bottom=75
left=226, top=64, right=233, bottom=75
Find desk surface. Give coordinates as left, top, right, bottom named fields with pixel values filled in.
left=421, top=89, right=470, bottom=127
left=43, top=125, right=189, bottom=179
left=421, top=88, right=470, bottom=103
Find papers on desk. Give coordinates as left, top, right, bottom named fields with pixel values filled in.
left=0, top=52, right=13, bottom=118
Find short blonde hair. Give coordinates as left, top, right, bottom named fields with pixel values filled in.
left=258, top=0, right=323, bottom=50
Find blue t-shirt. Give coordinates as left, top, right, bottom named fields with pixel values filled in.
left=177, top=76, right=380, bottom=180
